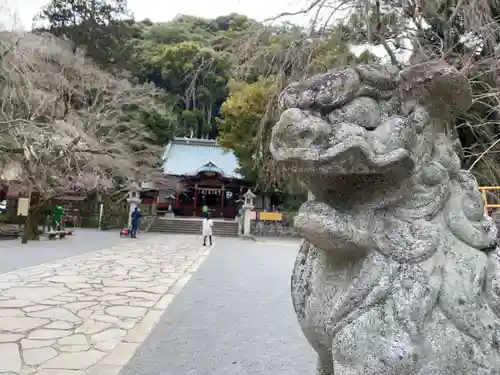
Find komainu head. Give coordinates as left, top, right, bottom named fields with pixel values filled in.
left=270, top=61, right=472, bottom=206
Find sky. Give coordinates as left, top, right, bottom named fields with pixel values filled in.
left=2, top=0, right=317, bottom=30
left=0, top=0, right=410, bottom=63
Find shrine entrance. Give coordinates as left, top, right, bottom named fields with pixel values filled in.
left=145, top=137, right=252, bottom=219
left=197, top=187, right=221, bottom=210
left=173, top=170, right=246, bottom=219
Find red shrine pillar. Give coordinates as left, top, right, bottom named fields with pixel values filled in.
left=174, top=190, right=179, bottom=209
left=220, top=186, right=225, bottom=217
left=193, top=184, right=198, bottom=215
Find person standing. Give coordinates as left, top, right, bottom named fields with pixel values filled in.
left=52, top=205, right=65, bottom=231
left=130, top=207, right=142, bottom=238
left=202, top=214, right=213, bottom=246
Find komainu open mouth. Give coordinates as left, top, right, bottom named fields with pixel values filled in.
left=270, top=93, right=416, bottom=177
left=269, top=62, right=474, bottom=206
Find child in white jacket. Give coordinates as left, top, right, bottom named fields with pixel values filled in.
left=202, top=215, right=213, bottom=246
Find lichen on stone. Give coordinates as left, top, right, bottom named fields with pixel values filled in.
left=271, top=61, right=500, bottom=374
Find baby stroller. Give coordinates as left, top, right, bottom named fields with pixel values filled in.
left=119, top=228, right=131, bottom=237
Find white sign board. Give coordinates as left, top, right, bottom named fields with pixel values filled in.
left=17, top=198, right=29, bottom=216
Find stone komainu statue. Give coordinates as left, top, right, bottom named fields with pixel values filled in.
left=270, top=61, right=500, bottom=375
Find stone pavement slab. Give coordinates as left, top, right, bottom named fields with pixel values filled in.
left=0, top=234, right=211, bottom=375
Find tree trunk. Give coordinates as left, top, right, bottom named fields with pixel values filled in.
left=21, top=194, right=42, bottom=244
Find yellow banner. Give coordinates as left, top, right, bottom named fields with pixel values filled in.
left=258, top=212, right=282, bottom=221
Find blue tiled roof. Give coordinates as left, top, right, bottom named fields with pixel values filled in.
left=162, top=138, right=242, bottom=179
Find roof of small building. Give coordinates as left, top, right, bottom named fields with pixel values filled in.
left=162, top=138, right=242, bottom=179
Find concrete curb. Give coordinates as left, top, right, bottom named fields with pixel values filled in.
left=240, top=235, right=256, bottom=241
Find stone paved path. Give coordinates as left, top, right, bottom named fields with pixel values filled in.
left=0, top=234, right=210, bottom=375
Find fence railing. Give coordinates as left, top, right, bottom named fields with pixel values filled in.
left=479, top=187, right=500, bottom=215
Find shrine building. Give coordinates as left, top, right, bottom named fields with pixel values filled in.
left=152, top=137, right=251, bottom=219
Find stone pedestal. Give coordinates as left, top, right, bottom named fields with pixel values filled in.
left=307, top=190, right=315, bottom=201
left=241, top=189, right=256, bottom=237
left=242, top=210, right=253, bottom=236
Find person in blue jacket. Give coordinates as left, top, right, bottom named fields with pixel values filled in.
left=130, top=207, right=142, bottom=238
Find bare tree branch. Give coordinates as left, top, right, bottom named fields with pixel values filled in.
left=0, top=31, right=162, bottom=200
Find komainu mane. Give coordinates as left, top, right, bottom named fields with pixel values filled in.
left=270, top=61, right=500, bottom=374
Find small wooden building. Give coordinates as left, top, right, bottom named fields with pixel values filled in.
left=0, top=183, right=89, bottom=227
left=157, top=138, right=249, bottom=219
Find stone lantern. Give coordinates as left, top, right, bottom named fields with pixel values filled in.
left=242, top=189, right=256, bottom=209
left=242, top=189, right=256, bottom=236
left=126, top=183, right=141, bottom=228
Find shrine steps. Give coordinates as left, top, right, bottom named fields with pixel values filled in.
left=148, top=217, right=240, bottom=237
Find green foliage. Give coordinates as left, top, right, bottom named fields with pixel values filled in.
left=36, top=0, right=138, bottom=70
left=217, top=26, right=377, bottom=189
left=145, top=41, right=231, bottom=138
left=127, top=37, right=232, bottom=139
left=309, top=31, right=380, bottom=74
left=142, top=14, right=257, bottom=46
left=281, top=193, right=307, bottom=212
left=218, top=77, right=278, bottom=185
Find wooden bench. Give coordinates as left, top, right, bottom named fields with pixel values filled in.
left=43, top=230, right=73, bottom=240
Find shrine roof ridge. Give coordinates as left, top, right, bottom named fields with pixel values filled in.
left=162, top=137, right=242, bottom=180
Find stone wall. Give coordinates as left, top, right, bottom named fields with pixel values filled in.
left=249, top=213, right=300, bottom=237
left=140, top=215, right=156, bottom=231
left=491, top=210, right=500, bottom=238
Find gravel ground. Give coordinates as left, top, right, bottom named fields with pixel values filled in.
left=118, top=237, right=316, bottom=375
